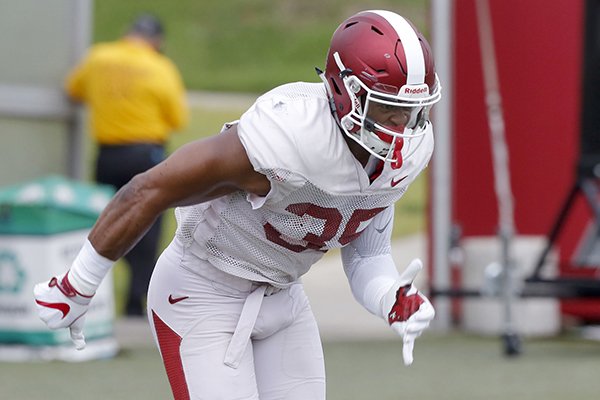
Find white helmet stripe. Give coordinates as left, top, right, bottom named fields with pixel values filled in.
left=370, top=10, right=425, bottom=85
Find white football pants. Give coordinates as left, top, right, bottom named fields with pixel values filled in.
left=147, top=239, right=326, bottom=400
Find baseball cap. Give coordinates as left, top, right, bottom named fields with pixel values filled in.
left=130, top=13, right=164, bottom=38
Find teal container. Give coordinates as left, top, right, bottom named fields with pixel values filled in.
left=0, top=176, right=117, bottom=355
left=0, top=175, right=114, bottom=235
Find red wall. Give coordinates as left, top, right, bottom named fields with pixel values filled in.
left=448, top=0, right=599, bottom=319
left=453, top=0, right=583, bottom=236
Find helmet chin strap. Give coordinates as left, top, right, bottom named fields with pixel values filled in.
left=316, top=67, right=338, bottom=116
left=362, top=116, right=405, bottom=157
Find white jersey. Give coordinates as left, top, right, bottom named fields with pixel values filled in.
left=175, top=82, right=434, bottom=287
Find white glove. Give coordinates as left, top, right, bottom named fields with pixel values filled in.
left=381, top=259, right=435, bottom=366
left=33, top=271, right=93, bottom=350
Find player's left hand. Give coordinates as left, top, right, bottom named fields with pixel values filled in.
left=33, top=271, right=93, bottom=350
left=382, top=258, right=435, bottom=366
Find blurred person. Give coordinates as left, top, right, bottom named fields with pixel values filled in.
left=36, top=10, right=439, bottom=400
left=64, top=13, right=189, bottom=316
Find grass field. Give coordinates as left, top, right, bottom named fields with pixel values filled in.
left=2, top=332, right=599, bottom=399
left=93, top=0, right=428, bottom=92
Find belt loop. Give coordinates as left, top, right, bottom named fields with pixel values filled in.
left=223, top=285, right=267, bottom=368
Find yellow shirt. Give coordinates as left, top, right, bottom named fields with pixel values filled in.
left=66, top=39, right=189, bottom=145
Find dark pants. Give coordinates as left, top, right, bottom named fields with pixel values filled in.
left=96, top=143, right=166, bottom=316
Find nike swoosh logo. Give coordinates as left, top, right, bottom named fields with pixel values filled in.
left=36, top=300, right=70, bottom=319
left=391, top=175, right=408, bottom=187
left=375, top=217, right=393, bottom=234
left=168, top=295, right=189, bottom=305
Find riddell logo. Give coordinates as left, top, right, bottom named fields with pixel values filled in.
left=402, top=86, right=428, bottom=95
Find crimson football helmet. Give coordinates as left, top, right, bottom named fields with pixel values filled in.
left=320, top=10, right=441, bottom=166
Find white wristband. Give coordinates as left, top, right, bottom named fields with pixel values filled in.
left=68, top=239, right=115, bottom=296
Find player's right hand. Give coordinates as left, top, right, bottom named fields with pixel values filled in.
left=33, top=271, right=93, bottom=350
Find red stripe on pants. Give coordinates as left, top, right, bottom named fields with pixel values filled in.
left=152, top=310, right=190, bottom=400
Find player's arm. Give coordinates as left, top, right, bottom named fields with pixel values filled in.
left=89, top=123, right=269, bottom=260
left=34, top=123, right=269, bottom=348
left=340, top=206, right=435, bottom=366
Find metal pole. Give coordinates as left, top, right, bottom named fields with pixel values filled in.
left=67, top=0, right=93, bottom=180
left=474, top=0, right=520, bottom=355
left=430, top=0, right=454, bottom=331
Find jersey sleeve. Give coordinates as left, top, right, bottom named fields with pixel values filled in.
left=237, top=84, right=359, bottom=205
left=238, top=96, right=304, bottom=174
left=236, top=94, right=312, bottom=208
left=340, top=206, right=399, bottom=317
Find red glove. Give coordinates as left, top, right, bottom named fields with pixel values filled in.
left=381, top=259, right=435, bottom=365
left=33, top=271, right=93, bottom=350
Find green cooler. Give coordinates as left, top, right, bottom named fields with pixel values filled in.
left=0, top=175, right=118, bottom=361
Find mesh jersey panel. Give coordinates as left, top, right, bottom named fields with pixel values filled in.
left=175, top=82, right=433, bottom=287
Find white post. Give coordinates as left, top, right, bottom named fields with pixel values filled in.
left=430, top=0, right=454, bottom=331
left=67, top=0, right=93, bottom=180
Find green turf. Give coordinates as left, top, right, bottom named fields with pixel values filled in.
left=93, top=0, right=428, bottom=93
left=325, top=333, right=600, bottom=400
left=1, top=333, right=599, bottom=399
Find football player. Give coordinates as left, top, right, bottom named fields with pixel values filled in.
left=34, top=9, right=440, bottom=400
